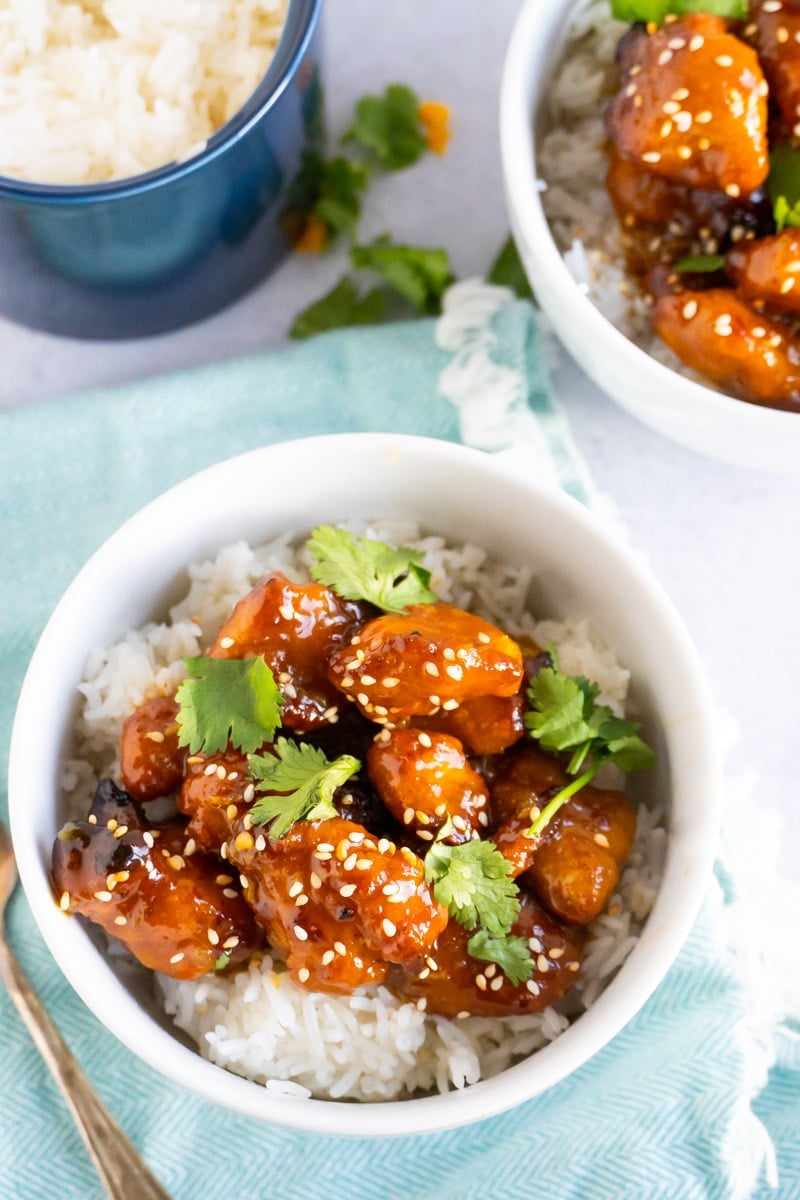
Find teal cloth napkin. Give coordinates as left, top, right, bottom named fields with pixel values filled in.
left=1, top=301, right=797, bottom=1200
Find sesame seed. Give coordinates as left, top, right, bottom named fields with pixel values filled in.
left=223, top=888, right=238, bottom=899
left=418, top=966, right=431, bottom=980
left=428, top=695, right=441, bottom=706
left=220, top=842, right=229, bottom=859
left=526, top=979, right=541, bottom=996
left=186, top=755, right=203, bottom=765
left=334, top=941, right=347, bottom=956
left=477, top=812, right=489, bottom=827
left=490, top=976, right=504, bottom=991
left=415, top=810, right=430, bottom=826
left=374, top=705, right=389, bottom=716
left=239, top=873, right=249, bottom=889
left=356, top=858, right=372, bottom=870
left=298, top=967, right=310, bottom=983
left=317, top=842, right=334, bottom=853
left=452, top=815, right=468, bottom=832
left=625, top=82, right=637, bottom=98
left=296, top=894, right=309, bottom=907
left=695, top=110, right=712, bottom=125
left=216, top=873, right=233, bottom=886
left=537, top=953, right=549, bottom=972
left=415, top=733, right=432, bottom=750
left=672, top=90, right=689, bottom=104
left=106, top=818, right=118, bottom=831
left=255, top=835, right=266, bottom=852
left=677, top=146, right=692, bottom=161
left=674, top=111, right=692, bottom=133
left=167, top=855, right=185, bottom=870
left=93, top=890, right=113, bottom=903
left=550, top=948, right=565, bottom=960
left=763, top=0, right=782, bottom=10
left=223, top=936, right=240, bottom=950
left=243, top=784, right=255, bottom=803
left=529, top=936, right=542, bottom=952
left=777, top=26, right=789, bottom=44
left=59, top=891, right=70, bottom=911
left=769, top=333, right=783, bottom=347
left=689, top=34, right=704, bottom=51
left=340, top=883, right=357, bottom=898
left=279, top=604, right=295, bottom=621
left=424, top=661, right=440, bottom=677
left=294, top=925, right=308, bottom=941
left=416, top=998, right=427, bottom=1012
left=642, top=151, right=661, bottom=164
left=382, top=918, right=397, bottom=937
left=668, top=37, right=685, bottom=50
left=715, top=54, right=734, bottom=67
left=400, top=847, right=417, bottom=865
left=660, top=120, right=673, bottom=138
left=725, top=183, right=741, bottom=198
left=114, top=915, right=127, bottom=926
left=357, top=692, right=370, bottom=706
left=714, top=316, right=733, bottom=336
left=478, top=632, right=491, bottom=644
left=203, top=763, right=217, bottom=776
left=360, top=674, right=377, bottom=687
left=382, top=883, right=400, bottom=897
left=322, top=949, right=335, bottom=965
left=145, top=730, right=165, bottom=743
left=594, top=832, right=611, bottom=848
left=781, top=277, right=796, bottom=293
left=335, top=838, right=351, bottom=861
left=208, top=929, right=220, bottom=946
left=657, top=49, right=673, bottom=66
left=456, top=1010, right=470, bottom=1020
left=184, top=838, right=197, bottom=857
left=484, top=963, right=497, bottom=978
left=87, top=814, right=97, bottom=824
left=322, top=706, right=339, bottom=721
left=219, top=636, right=235, bottom=649
left=289, top=880, right=304, bottom=898
left=568, top=961, right=581, bottom=973
left=434, top=803, right=447, bottom=817
left=418, top=830, right=434, bottom=841
left=445, top=664, right=463, bottom=681
left=476, top=974, right=488, bottom=991
left=344, top=852, right=358, bottom=871
left=698, top=138, right=710, bottom=151
left=341, top=675, right=355, bottom=689
left=170, top=952, right=185, bottom=964
left=113, top=825, right=129, bottom=839
left=378, top=838, right=394, bottom=854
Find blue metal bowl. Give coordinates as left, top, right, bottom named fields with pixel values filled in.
left=0, top=0, right=323, bottom=339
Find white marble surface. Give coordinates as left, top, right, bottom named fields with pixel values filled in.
left=2, top=0, right=798, bottom=873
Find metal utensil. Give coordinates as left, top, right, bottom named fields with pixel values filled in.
left=0, top=820, right=172, bottom=1200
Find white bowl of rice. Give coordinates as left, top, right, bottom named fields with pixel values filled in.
left=9, top=433, right=720, bottom=1135
left=500, top=0, right=800, bottom=472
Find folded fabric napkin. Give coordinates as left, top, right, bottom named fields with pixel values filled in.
left=0, top=286, right=796, bottom=1200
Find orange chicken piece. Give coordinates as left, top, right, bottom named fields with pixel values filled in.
left=119, top=694, right=184, bottom=802
left=726, top=229, right=800, bottom=313
left=606, top=15, right=769, bottom=195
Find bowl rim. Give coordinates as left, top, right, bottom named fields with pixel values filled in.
left=0, top=0, right=322, bottom=204
left=499, top=0, right=800, bottom=439
left=8, top=433, right=722, bottom=1136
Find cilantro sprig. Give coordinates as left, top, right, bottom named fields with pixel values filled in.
left=610, top=0, right=745, bottom=22
left=350, top=237, right=454, bottom=315
left=175, top=656, right=283, bottom=755
left=488, top=235, right=536, bottom=302
left=424, top=828, right=533, bottom=982
left=343, top=83, right=428, bottom=171
left=307, top=525, right=437, bottom=613
left=466, top=930, right=533, bottom=987
left=289, top=277, right=386, bottom=339
left=248, top=738, right=360, bottom=839
left=281, top=150, right=369, bottom=250
left=525, top=666, right=654, bottom=837
left=424, top=835, right=521, bottom=937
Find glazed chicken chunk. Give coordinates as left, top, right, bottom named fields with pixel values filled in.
left=52, top=779, right=259, bottom=979
left=606, top=14, right=769, bottom=195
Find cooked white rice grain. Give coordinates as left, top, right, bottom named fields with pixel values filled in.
left=0, top=1, right=288, bottom=184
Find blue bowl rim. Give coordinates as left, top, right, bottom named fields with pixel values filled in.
left=0, top=0, right=322, bottom=206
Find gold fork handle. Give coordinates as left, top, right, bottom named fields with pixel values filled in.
left=0, top=937, right=172, bottom=1200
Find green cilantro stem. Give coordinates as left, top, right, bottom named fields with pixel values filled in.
left=529, top=764, right=601, bottom=838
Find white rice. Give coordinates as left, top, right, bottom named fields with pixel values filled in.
left=537, top=0, right=712, bottom=380
left=64, top=522, right=666, bottom=1102
left=0, top=0, right=288, bottom=184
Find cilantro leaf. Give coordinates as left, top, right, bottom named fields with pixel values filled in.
left=175, top=656, right=283, bottom=755
left=610, top=0, right=745, bottom=21
left=424, top=836, right=520, bottom=937
left=307, top=525, right=437, bottom=612
left=282, top=150, right=369, bottom=247
left=350, top=236, right=455, bottom=314
left=768, top=145, right=800, bottom=234
left=213, top=953, right=232, bottom=972
left=488, top=235, right=536, bottom=302
left=674, top=254, right=726, bottom=274
left=524, top=665, right=654, bottom=836
left=248, top=738, right=360, bottom=838
left=343, top=83, right=427, bottom=170
left=290, top=276, right=386, bottom=340
left=467, top=929, right=533, bottom=986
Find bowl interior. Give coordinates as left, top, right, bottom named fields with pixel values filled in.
left=8, top=434, right=721, bottom=1135
left=500, top=0, right=800, bottom=472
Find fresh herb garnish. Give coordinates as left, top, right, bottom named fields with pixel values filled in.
left=674, top=254, right=726, bottom=274
left=289, top=277, right=386, bottom=339
left=424, top=835, right=520, bottom=938
left=466, top=929, right=533, bottom=986
left=350, top=236, right=455, bottom=314
left=175, top=656, right=283, bottom=755
left=488, top=235, right=536, bottom=302
left=213, top=953, right=232, bottom=972
left=281, top=150, right=369, bottom=250
left=248, top=738, right=360, bottom=838
left=524, top=667, right=654, bottom=836
left=768, top=145, right=800, bottom=234
left=610, top=0, right=745, bottom=22
left=307, top=525, right=437, bottom=612
left=343, top=83, right=428, bottom=170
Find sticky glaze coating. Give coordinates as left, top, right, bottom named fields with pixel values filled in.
left=54, top=558, right=642, bottom=1019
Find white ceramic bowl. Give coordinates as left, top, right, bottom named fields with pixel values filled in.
left=500, top=0, right=800, bottom=473
left=9, top=433, right=720, bottom=1136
